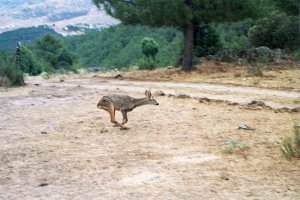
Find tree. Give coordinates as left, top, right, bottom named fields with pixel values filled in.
left=193, top=24, right=222, bottom=57
left=249, top=12, right=299, bottom=51
left=93, top=0, right=259, bottom=70
left=19, top=45, right=43, bottom=75
left=141, top=37, right=159, bottom=69
left=31, top=33, right=79, bottom=72
left=0, top=51, right=24, bottom=86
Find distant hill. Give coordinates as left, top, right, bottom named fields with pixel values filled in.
left=0, top=0, right=118, bottom=35
left=0, top=26, right=61, bottom=52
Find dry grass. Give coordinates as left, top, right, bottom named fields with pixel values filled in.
left=101, top=61, right=300, bottom=91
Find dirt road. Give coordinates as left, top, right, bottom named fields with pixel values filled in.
left=0, top=77, right=299, bottom=199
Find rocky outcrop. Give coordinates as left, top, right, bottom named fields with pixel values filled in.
left=208, top=46, right=291, bottom=64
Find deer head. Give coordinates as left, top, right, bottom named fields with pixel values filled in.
left=145, top=90, right=159, bottom=105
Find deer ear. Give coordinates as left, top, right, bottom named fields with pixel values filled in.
left=145, top=90, right=151, bottom=99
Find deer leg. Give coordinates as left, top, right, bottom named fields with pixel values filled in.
left=107, top=107, right=122, bottom=127
left=112, top=109, right=119, bottom=127
left=120, top=110, right=129, bottom=130
left=121, top=110, right=128, bottom=125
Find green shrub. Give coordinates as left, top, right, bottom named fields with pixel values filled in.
left=19, top=46, right=43, bottom=75
left=140, top=37, right=159, bottom=70
left=249, top=12, right=299, bottom=51
left=0, top=51, right=24, bottom=86
left=224, top=139, right=249, bottom=153
left=40, top=71, right=50, bottom=79
left=194, top=24, right=222, bottom=57
left=281, top=126, right=300, bottom=159
left=234, top=72, right=242, bottom=78
left=293, top=51, right=300, bottom=61
left=30, top=33, right=80, bottom=73
left=214, top=19, right=254, bottom=50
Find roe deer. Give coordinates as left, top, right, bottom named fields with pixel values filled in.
left=97, top=90, right=159, bottom=129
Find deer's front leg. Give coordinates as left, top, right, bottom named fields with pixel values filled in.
left=121, top=110, right=128, bottom=125
left=120, top=110, right=129, bottom=130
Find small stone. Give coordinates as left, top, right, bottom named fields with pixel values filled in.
left=38, top=183, right=48, bottom=187
left=100, top=128, right=108, bottom=133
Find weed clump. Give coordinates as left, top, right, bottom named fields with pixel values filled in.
left=281, top=126, right=300, bottom=159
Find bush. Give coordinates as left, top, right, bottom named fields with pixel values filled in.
left=0, top=51, right=24, bottom=86
left=140, top=37, right=159, bottom=70
left=31, top=33, right=80, bottom=72
left=224, top=139, right=249, bottom=153
left=249, top=12, right=299, bottom=51
left=214, top=19, right=254, bottom=50
left=293, top=51, right=300, bottom=61
left=281, top=126, right=300, bottom=159
left=194, top=24, right=222, bottom=57
left=19, top=46, right=43, bottom=75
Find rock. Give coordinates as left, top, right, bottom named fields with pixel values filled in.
left=176, top=94, right=191, bottom=99
left=291, top=107, right=300, bottom=113
left=41, top=124, right=55, bottom=134
left=272, top=48, right=290, bottom=60
left=211, top=46, right=291, bottom=64
left=237, top=124, right=255, bottom=130
left=237, top=58, right=247, bottom=65
left=100, top=128, right=108, bottom=133
left=38, top=183, right=48, bottom=187
left=275, top=107, right=291, bottom=113
left=248, top=100, right=266, bottom=107
left=154, top=90, right=166, bottom=96
left=114, top=74, right=123, bottom=79
left=199, top=97, right=210, bottom=103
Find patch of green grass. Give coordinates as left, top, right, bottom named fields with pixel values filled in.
left=224, top=139, right=249, bottom=153
left=40, top=72, right=50, bottom=79
left=281, top=125, right=300, bottom=159
left=234, top=72, right=242, bottom=78
left=252, top=78, right=260, bottom=86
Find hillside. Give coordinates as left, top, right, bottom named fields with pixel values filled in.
left=64, top=25, right=183, bottom=68
left=0, top=26, right=62, bottom=52
left=0, top=0, right=118, bottom=35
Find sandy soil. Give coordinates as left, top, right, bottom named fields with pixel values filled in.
left=0, top=76, right=300, bottom=200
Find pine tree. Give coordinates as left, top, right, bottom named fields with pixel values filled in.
left=93, top=0, right=259, bottom=70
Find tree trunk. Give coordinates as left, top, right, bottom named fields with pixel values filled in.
left=182, top=23, right=194, bottom=71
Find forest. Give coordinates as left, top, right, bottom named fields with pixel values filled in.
left=0, top=0, right=299, bottom=86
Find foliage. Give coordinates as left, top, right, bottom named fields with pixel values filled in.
left=293, top=51, right=300, bottom=61
left=249, top=12, right=299, bottom=51
left=214, top=19, right=254, bottom=50
left=30, top=33, right=79, bottom=72
left=224, top=139, right=249, bottom=153
left=194, top=24, right=222, bottom=57
left=19, top=46, right=43, bottom=75
left=0, top=26, right=61, bottom=52
left=141, top=37, right=159, bottom=60
left=281, top=126, right=300, bottom=159
left=0, top=51, right=24, bottom=87
left=273, top=0, right=299, bottom=16
left=140, top=37, right=159, bottom=70
left=93, top=0, right=261, bottom=70
left=40, top=71, right=50, bottom=79
left=64, top=25, right=183, bottom=69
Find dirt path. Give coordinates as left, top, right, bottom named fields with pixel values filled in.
left=0, top=77, right=299, bottom=199
left=30, top=77, right=300, bottom=109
